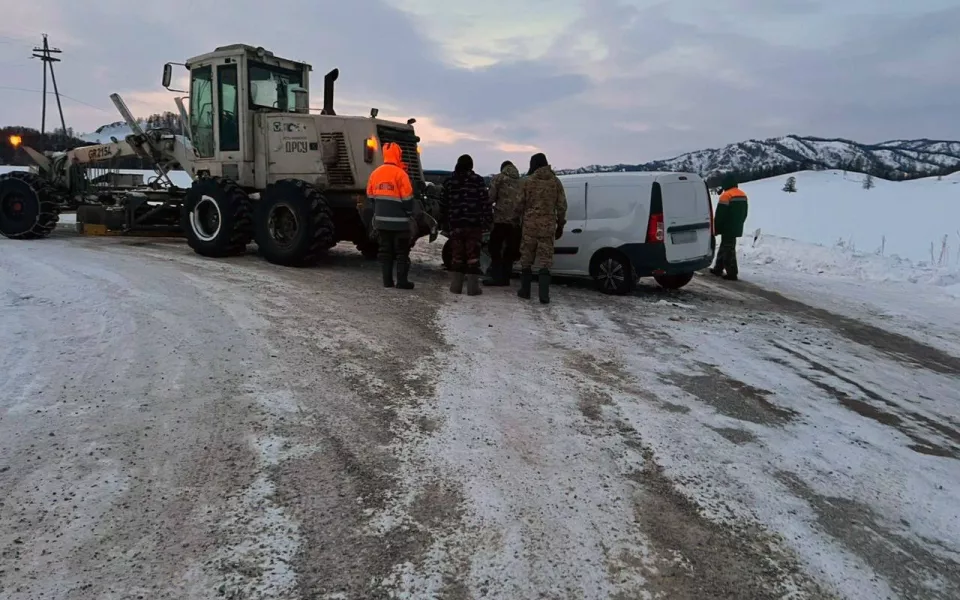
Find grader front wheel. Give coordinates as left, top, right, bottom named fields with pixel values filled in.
left=181, top=177, right=253, bottom=257
left=0, top=172, right=60, bottom=239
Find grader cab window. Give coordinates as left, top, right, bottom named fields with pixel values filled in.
left=190, top=66, right=215, bottom=157
left=248, top=61, right=302, bottom=112
left=217, top=64, right=240, bottom=151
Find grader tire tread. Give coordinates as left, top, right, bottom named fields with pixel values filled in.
left=182, top=176, right=253, bottom=257
left=255, top=179, right=336, bottom=267
left=0, top=171, right=61, bottom=240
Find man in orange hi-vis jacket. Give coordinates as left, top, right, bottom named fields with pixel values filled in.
left=364, top=142, right=418, bottom=289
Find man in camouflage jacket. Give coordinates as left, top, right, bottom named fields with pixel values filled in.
left=517, top=152, right=567, bottom=304
left=710, top=174, right=749, bottom=281
left=482, top=160, right=522, bottom=286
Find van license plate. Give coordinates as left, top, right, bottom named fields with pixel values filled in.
left=671, top=231, right=697, bottom=244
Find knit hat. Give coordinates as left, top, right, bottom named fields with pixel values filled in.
left=528, top=152, right=548, bottom=175
left=455, top=154, right=473, bottom=174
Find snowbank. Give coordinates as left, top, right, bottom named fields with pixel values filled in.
left=738, top=170, right=960, bottom=264
left=741, top=233, right=960, bottom=297
left=740, top=233, right=960, bottom=357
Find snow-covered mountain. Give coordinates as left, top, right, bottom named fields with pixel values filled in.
left=556, top=135, right=960, bottom=182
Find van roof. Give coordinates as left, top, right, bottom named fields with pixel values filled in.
left=557, top=171, right=702, bottom=183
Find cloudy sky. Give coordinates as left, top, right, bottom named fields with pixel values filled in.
left=2, top=0, right=958, bottom=173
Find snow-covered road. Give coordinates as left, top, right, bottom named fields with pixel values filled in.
left=1, top=231, right=958, bottom=599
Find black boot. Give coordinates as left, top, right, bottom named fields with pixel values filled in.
left=502, top=261, right=515, bottom=285
left=395, top=257, right=414, bottom=289
left=380, top=257, right=394, bottom=287
left=449, top=268, right=465, bottom=294
left=538, top=268, right=551, bottom=304
left=517, top=268, right=532, bottom=299
left=466, top=264, right=483, bottom=296
left=483, top=262, right=505, bottom=286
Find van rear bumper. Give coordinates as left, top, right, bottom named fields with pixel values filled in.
left=618, top=243, right=714, bottom=277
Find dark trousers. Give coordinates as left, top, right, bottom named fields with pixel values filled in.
left=714, top=235, right=738, bottom=276
left=488, top=223, right=520, bottom=266
left=378, top=230, right=411, bottom=265
left=450, top=228, right=483, bottom=273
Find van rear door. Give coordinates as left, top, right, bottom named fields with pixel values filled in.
left=659, top=175, right=713, bottom=263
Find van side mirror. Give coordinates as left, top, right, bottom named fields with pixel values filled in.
left=162, top=64, right=172, bottom=89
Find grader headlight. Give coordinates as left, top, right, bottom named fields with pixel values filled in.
left=364, top=137, right=377, bottom=163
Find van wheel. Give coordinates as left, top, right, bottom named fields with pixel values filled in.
left=654, top=272, right=694, bottom=290
left=590, top=250, right=636, bottom=295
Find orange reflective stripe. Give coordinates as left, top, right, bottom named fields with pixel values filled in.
left=718, top=188, right=747, bottom=204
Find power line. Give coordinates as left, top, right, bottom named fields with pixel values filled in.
left=0, top=32, right=36, bottom=43
left=0, top=85, right=110, bottom=112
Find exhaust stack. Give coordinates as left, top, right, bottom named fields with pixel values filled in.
left=322, top=68, right=338, bottom=115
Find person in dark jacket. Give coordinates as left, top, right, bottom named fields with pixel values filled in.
left=710, top=174, right=749, bottom=280
left=482, top=160, right=522, bottom=286
left=439, top=154, right=493, bottom=295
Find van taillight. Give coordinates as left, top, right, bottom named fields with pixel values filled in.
left=646, top=212, right=664, bottom=243
left=705, top=181, right=715, bottom=235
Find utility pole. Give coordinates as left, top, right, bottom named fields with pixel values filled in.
left=31, top=34, right=67, bottom=142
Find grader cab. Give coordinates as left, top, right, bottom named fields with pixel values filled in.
left=0, top=43, right=439, bottom=266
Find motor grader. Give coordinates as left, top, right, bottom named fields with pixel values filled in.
left=0, top=43, right=439, bottom=265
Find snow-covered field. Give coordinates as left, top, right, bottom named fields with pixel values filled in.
left=739, top=169, right=960, bottom=264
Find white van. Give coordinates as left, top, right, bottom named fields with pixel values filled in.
left=442, top=171, right=716, bottom=294
left=545, top=171, right=715, bottom=294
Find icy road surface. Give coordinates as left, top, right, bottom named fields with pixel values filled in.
left=1, top=232, right=958, bottom=599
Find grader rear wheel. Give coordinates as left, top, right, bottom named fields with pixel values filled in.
left=0, top=171, right=60, bottom=240
left=254, top=179, right=336, bottom=267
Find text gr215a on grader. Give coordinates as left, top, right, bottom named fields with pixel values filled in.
left=0, top=43, right=440, bottom=265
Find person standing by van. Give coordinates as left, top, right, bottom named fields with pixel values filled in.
left=517, top=152, right=567, bottom=303
left=439, top=154, right=492, bottom=295
left=710, top=174, right=749, bottom=280
left=483, top=160, right=522, bottom=286
left=365, top=142, right=417, bottom=289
